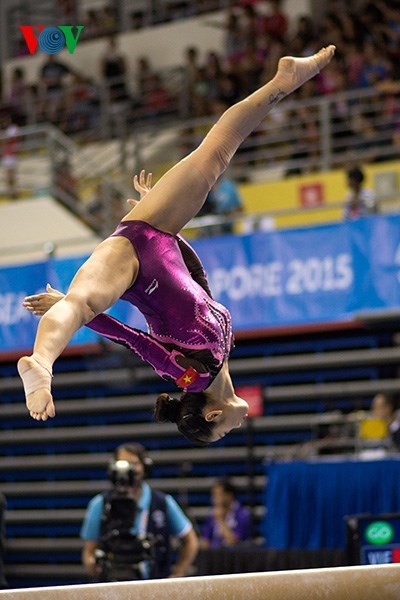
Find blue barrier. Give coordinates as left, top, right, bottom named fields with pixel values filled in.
left=1, top=215, right=400, bottom=353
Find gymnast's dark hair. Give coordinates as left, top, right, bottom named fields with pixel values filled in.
left=154, top=392, right=215, bottom=445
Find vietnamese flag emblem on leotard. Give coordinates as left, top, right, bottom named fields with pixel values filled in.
left=176, top=367, right=201, bottom=388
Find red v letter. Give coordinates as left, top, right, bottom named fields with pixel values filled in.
left=19, top=26, right=45, bottom=54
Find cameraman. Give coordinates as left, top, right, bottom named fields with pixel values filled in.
left=80, top=443, right=198, bottom=581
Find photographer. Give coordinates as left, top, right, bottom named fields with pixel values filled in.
left=80, top=443, right=198, bottom=581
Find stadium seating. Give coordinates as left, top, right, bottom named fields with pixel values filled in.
left=1, top=323, right=399, bottom=587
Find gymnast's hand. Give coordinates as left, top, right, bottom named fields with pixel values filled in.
left=127, top=169, right=153, bottom=208
left=23, top=284, right=65, bottom=316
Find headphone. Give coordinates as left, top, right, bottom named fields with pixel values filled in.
left=113, top=442, right=154, bottom=476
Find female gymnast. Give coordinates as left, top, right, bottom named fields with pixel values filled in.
left=18, top=45, right=336, bottom=444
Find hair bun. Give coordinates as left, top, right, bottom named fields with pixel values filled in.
left=154, top=393, right=181, bottom=423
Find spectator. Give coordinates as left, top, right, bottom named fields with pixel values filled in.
left=350, top=111, right=382, bottom=162
left=81, top=443, right=198, bottom=581
left=38, top=54, right=71, bottom=123
left=263, top=0, right=288, bottom=43
left=373, top=0, right=400, bottom=61
left=240, top=4, right=262, bottom=51
left=83, top=9, right=100, bottom=39
left=223, top=10, right=246, bottom=65
left=182, top=46, right=203, bottom=116
left=237, top=40, right=264, bottom=93
left=135, top=56, right=154, bottom=98
left=53, top=156, right=80, bottom=204
left=97, top=6, right=118, bottom=37
left=358, top=41, right=390, bottom=88
left=200, top=478, right=252, bottom=549
left=62, top=74, right=99, bottom=134
left=59, top=0, right=75, bottom=20
left=200, top=174, right=244, bottom=235
left=203, top=52, right=224, bottom=107
left=204, top=10, right=245, bottom=66
left=370, top=392, right=400, bottom=451
left=342, top=166, right=376, bottom=220
left=217, top=72, right=242, bottom=107
left=100, top=36, right=130, bottom=135
left=288, top=15, right=317, bottom=56
left=375, top=76, right=400, bottom=150
left=1, top=115, right=19, bottom=199
left=260, top=38, right=285, bottom=84
left=7, top=67, right=30, bottom=126
left=141, top=74, right=173, bottom=121
left=100, top=36, right=129, bottom=106
left=343, top=41, right=365, bottom=89
left=284, top=104, right=321, bottom=176
left=319, top=12, right=344, bottom=50
left=316, top=60, right=348, bottom=96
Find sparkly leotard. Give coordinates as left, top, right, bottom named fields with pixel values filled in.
left=86, top=220, right=233, bottom=392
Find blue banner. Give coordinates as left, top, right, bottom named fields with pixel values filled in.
left=196, top=215, right=400, bottom=329
left=1, top=215, right=400, bottom=353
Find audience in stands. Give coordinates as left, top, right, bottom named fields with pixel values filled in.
left=80, top=442, right=198, bottom=581
left=342, top=166, right=377, bottom=220
left=2, top=0, right=400, bottom=219
left=200, top=478, right=252, bottom=549
left=3, top=0, right=400, bottom=142
left=4, top=1, right=399, bottom=121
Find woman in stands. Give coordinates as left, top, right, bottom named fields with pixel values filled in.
left=18, top=45, right=335, bottom=444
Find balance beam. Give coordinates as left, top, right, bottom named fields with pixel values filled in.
left=0, top=565, right=399, bottom=600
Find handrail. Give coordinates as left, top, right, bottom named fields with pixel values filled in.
left=1, top=191, right=399, bottom=259
left=1, top=83, right=399, bottom=254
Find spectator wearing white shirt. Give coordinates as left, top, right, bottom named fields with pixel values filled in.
left=343, top=167, right=376, bottom=220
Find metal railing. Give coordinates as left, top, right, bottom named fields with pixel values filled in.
left=0, top=123, right=129, bottom=236
left=1, top=84, right=399, bottom=243
left=122, top=84, right=400, bottom=189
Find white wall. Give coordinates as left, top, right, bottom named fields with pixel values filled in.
left=0, top=197, right=100, bottom=265
left=3, top=0, right=311, bottom=94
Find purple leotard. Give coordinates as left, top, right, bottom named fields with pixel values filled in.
left=86, top=220, right=233, bottom=392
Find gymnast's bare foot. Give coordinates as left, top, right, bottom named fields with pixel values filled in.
left=275, top=45, right=336, bottom=95
left=17, top=356, right=55, bottom=421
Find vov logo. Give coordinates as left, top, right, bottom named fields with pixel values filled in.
left=19, top=26, right=84, bottom=55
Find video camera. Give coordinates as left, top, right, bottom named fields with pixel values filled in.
left=95, top=459, right=155, bottom=581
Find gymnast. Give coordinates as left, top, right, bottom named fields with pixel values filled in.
left=18, top=45, right=336, bottom=444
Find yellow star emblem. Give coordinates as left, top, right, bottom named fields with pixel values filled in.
left=183, top=375, right=192, bottom=384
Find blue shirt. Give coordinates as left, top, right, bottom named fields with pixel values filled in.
left=207, top=179, right=243, bottom=214
left=80, top=482, right=192, bottom=541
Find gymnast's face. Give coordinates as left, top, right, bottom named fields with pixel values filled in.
left=205, top=395, right=249, bottom=442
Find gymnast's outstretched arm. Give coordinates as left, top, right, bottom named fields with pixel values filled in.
left=23, top=287, right=211, bottom=391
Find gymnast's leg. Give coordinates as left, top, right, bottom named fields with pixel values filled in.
left=129, top=46, right=335, bottom=235
left=18, top=236, right=138, bottom=421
